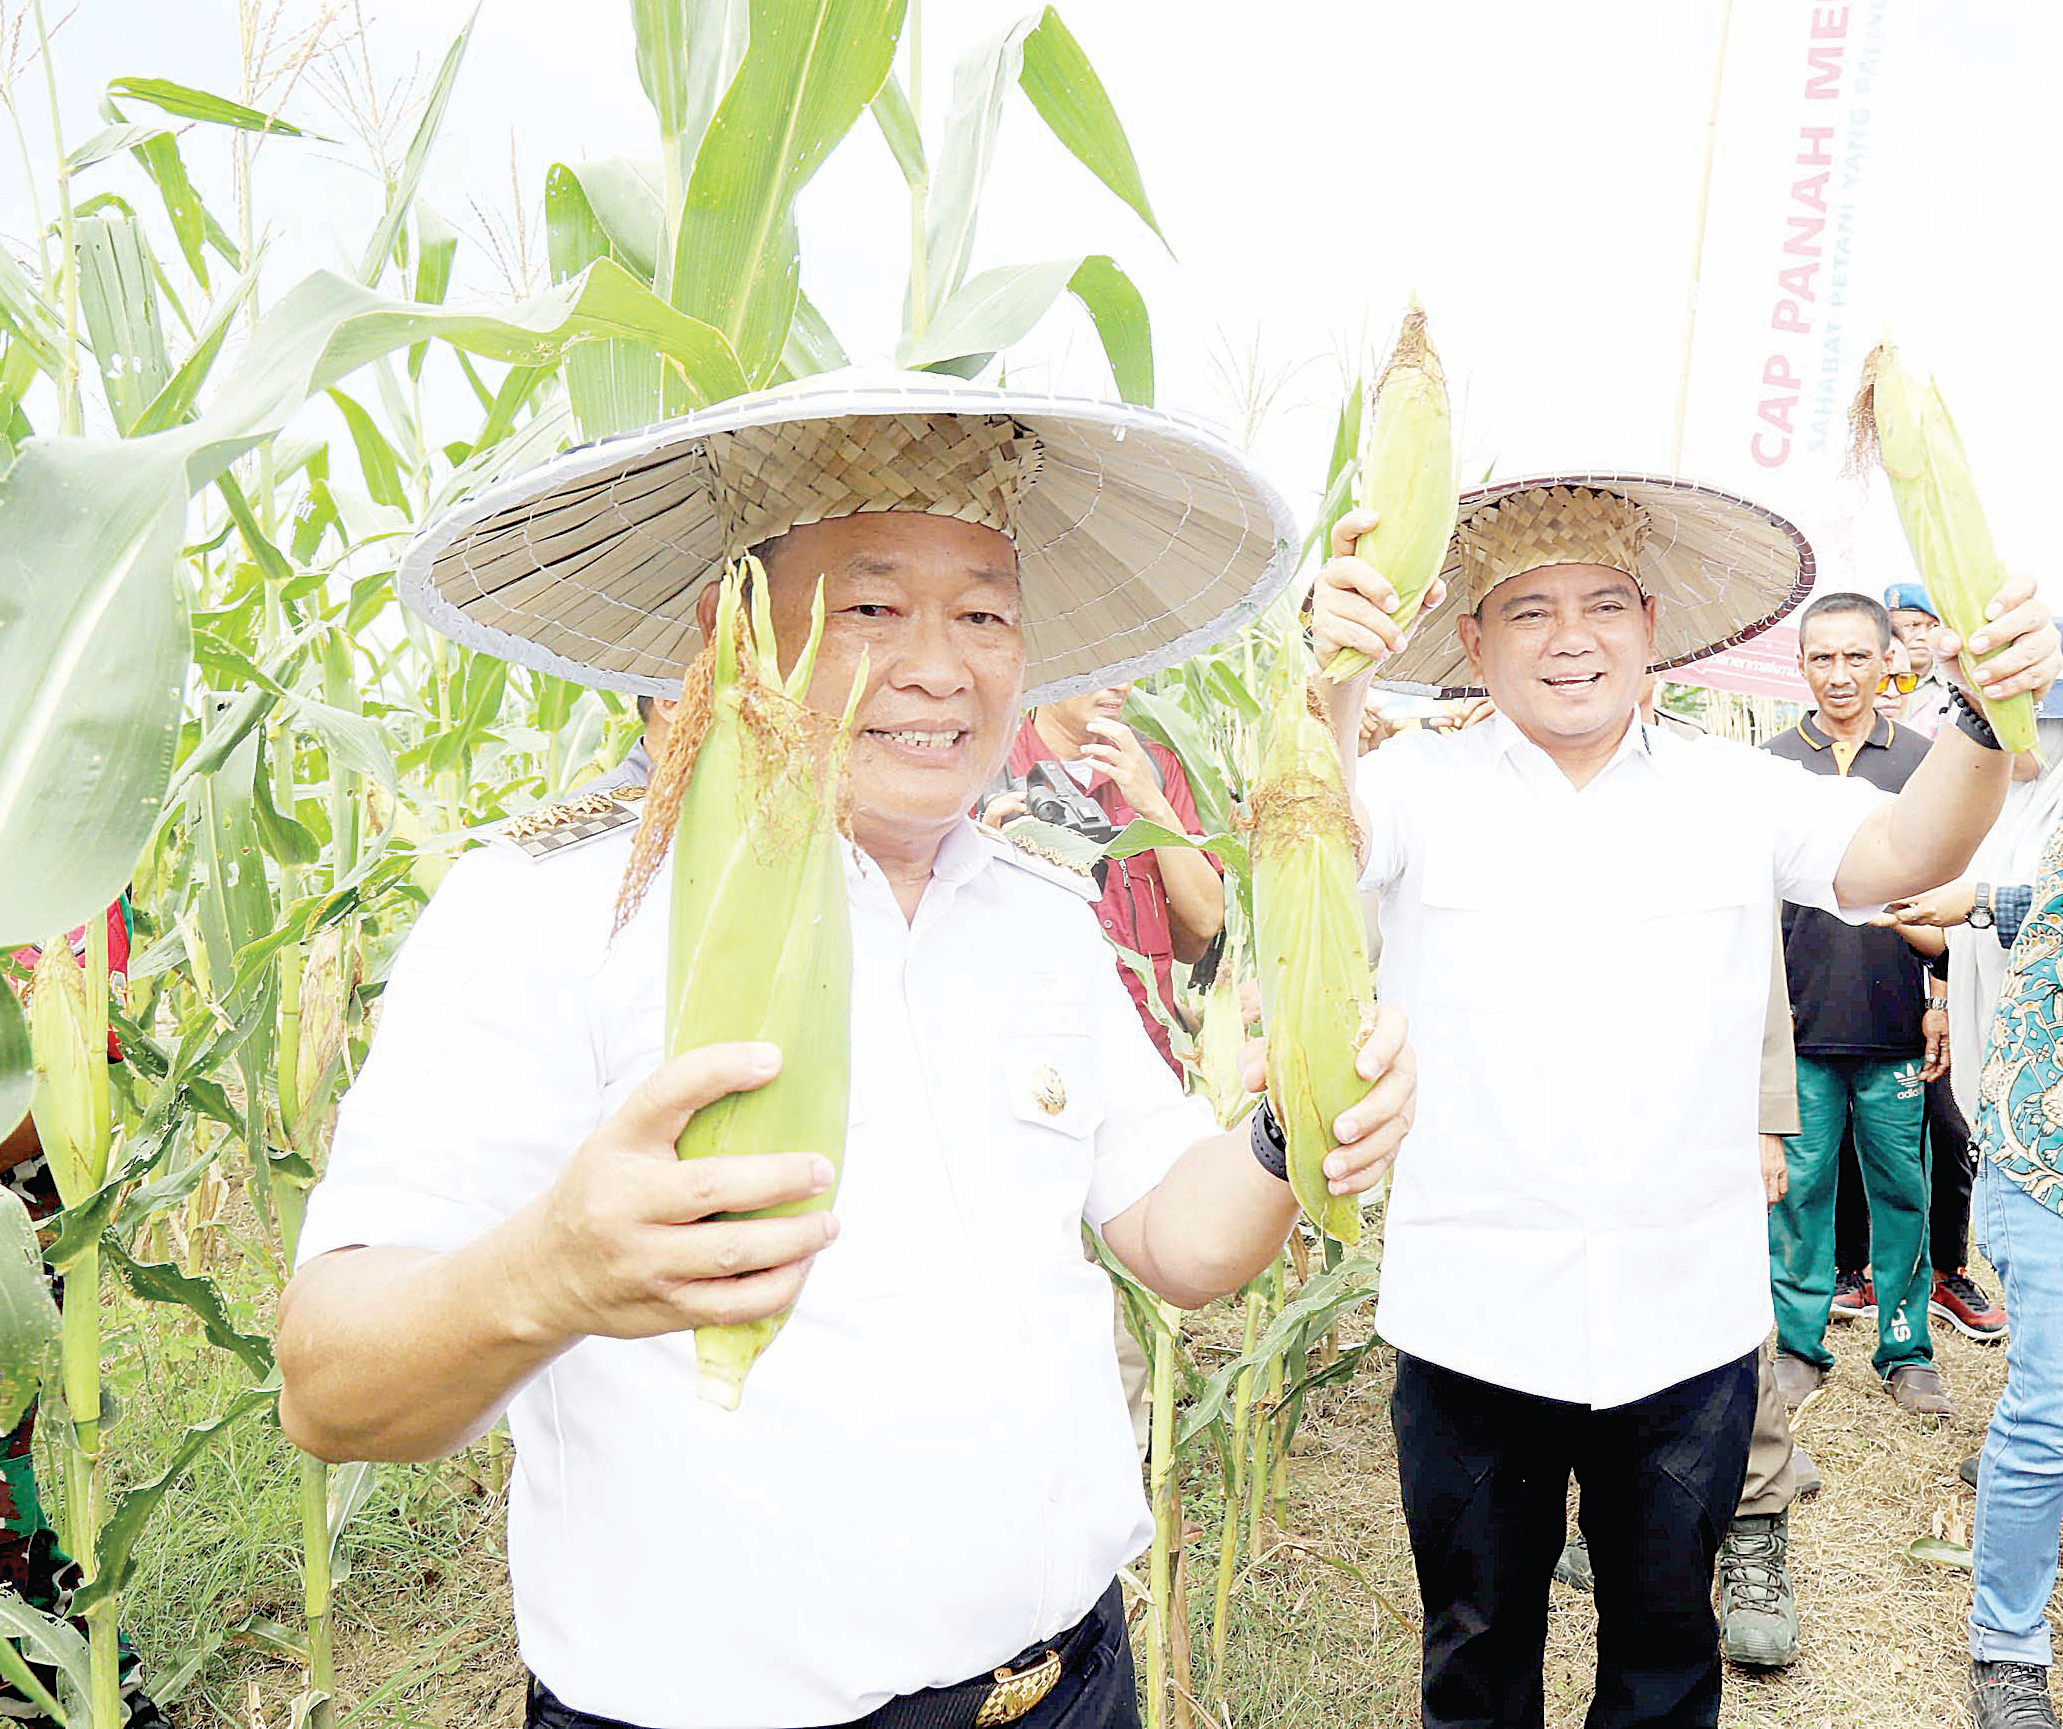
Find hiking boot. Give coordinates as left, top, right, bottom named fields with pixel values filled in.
left=1934, top=1268, right=2009, bottom=1342
left=1971, top=1659, right=2060, bottom=1727
left=1793, top=1439, right=1824, bottom=1500
left=1963, top=1454, right=1983, bottom=1488
left=1773, top=1351, right=1825, bottom=1413
left=1831, top=1268, right=1875, bottom=1321
left=1553, top=1530, right=1594, bottom=1593
left=1719, top=1510, right=1799, bottom=1668
left=1887, top=1362, right=1955, bottom=1419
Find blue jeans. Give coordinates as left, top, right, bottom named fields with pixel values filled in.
left=1971, top=1157, right=2063, bottom=1664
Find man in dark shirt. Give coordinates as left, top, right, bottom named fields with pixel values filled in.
left=1765, top=591, right=1951, bottom=1417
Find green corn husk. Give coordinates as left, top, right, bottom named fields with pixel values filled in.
left=1323, top=301, right=1458, bottom=684
left=1196, top=964, right=1250, bottom=1131
left=26, top=942, right=107, bottom=1209
left=1850, top=341, right=2036, bottom=753
left=630, top=558, right=866, bottom=1410
left=1251, top=659, right=1370, bottom=1244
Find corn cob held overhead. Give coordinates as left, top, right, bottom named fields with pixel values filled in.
left=1251, top=655, right=1370, bottom=1244
left=619, top=559, right=867, bottom=1411
left=1849, top=341, right=2036, bottom=753
left=1322, top=301, right=1458, bottom=684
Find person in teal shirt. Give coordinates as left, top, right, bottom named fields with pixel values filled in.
left=1969, top=807, right=2063, bottom=1727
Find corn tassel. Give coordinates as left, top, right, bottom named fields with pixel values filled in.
left=636, top=560, right=865, bottom=1410
left=1850, top=341, right=2036, bottom=753
left=1251, top=659, right=1369, bottom=1244
left=1323, top=301, right=1458, bottom=683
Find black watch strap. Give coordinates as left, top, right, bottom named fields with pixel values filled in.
left=1949, top=685, right=2004, bottom=751
left=1249, top=1094, right=1290, bottom=1182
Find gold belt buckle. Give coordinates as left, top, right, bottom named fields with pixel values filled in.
left=973, top=1649, right=1062, bottom=1727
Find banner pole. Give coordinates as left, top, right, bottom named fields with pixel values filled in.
left=1670, top=0, right=1736, bottom=471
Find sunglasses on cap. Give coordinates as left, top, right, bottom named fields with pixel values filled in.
left=1878, top=671, right=1919, bottom=695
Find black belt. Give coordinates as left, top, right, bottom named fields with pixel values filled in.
left=526, top=1580, right=1131, bottom=1729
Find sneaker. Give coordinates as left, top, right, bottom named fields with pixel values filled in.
left=1971, top=1659, right=2060, bottom=1727
left=1719, top=1510, right=1799, bottom=1668
left=1934, top=1268, right=2009, bottom=1342
left=1773, top=1351, right=1825, bottom=1413
left=1962, top=1454, right=1982, bottom=1488
left=1831, top=1268, right=1876, bottom=1321
left=1553, top=1530, right=1594, bottom=1593
left=1886, top=1362, right=1955, bottom=1419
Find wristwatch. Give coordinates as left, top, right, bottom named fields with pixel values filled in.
left=1249, top=1094, right=1291, bottom=1182
left=1970, top=882, right=1995, bottom=930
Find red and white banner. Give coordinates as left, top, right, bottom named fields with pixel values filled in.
left=1681, top=620, right=1806, bottom=702
left=1673, top=0, right=1909, bottom=615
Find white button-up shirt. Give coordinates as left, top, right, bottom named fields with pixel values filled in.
left=1357, top=712, right=1886, bottom=1409
left=297, top=819, right=1214, bottom=1729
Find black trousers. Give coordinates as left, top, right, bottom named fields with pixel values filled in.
left=1392, top=1348, right=1758, bottom=1729
left=1836, top=1072, right=1973, bottom=1277
left=525, top=1580, right=1137, bottom=1729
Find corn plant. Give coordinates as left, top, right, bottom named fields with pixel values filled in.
left=0, top=0, right=1174, bottom=1718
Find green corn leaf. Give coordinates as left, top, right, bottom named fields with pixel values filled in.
left=1122, top=684, right=1232, bottom=839
left=0, top=985, right=27, bottom=1142
left=0, top=245, right=64, bottom=376
left=407, top=202, right=459, bottom=381
left=131, top=252, right=264, bottom=436
left=72, top=1380, right=277, bottom=1614
left=671, top=0, right=907, bottom=385
left=0, top=1594, right=86, bottom=1727
left=1067, top=254, right=1152, bottom=405
left=545, top=163, right=663, bottom=439
left=107, top=76, right=317, bottom=137
left=1105, top=818, right=1248, bottom=898
left=900, top=257, right=1074, bottom=371
left=870, top=71, right=924, bottom=188
left=1018, top=8, right=1167, bottom=250
left=0, top=1189, right=59, bottom=1434
left=328, top=388, right=408, bottom=510
left=103, top=1241, right=274, bottom=1376
left=1906, top=1535, right=1974, bottom=1572
left=355, top=19, right=473, bottom=286
left=921, top=18, right=1038, bottom=314
left=633, top=0, right=750, bottom=177
left=63, top=121, right=167, bottom=174
left=129, top=128, right=211, bottom=287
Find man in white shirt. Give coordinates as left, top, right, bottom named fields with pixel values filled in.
left=1310, top=475, right=2058, bottom=1728
left=275, top=373, right=1417, bottom=1729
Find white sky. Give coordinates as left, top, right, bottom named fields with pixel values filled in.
left=11, top=0, right=2062, bottom=605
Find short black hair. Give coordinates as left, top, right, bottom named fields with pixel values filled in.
left=1797, top=591, right=1891, bottom=651
left=636, top=694, right=654, bottom=724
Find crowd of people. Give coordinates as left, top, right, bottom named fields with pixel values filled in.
left=11, top=368, right=2047, bottom=1729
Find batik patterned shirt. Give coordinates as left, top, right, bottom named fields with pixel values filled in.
left=1977, top=816, right=2063, bottom=1216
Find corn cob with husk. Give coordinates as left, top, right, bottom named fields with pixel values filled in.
left=27, top=941, right=108, bottom=1208
left=1850, top=341, right=2036, bottom=753
left=1250, top=655, right=1369, bottom=1244
left=619, top=558, right=866, bottom=1410
left=1322, top=301, right=1458, bottom=683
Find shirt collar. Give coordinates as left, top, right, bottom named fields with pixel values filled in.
left=1486, top=707, right=1656, bottom=785
left=1796, top=711, right=1895, bottom=752
left=844, top=817, right=997, bottom=899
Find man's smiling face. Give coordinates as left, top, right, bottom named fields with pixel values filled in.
left=700, top=511, right=1027, bottom=861
left=1456, top=563, right=1657, bottom=753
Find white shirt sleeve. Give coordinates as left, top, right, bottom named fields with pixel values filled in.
left=1756, top=749, right=1892, bottom=920
left=1080, top=946, right=1218, bottom=1228
left=1353, top=735, right=1417, bottom=894
left=295, top=847, right=605, bottom=1267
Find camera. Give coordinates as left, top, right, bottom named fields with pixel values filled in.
left=1020, top=761, right=1120, bottom=845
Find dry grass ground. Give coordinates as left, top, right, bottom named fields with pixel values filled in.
left=141, top=1268, right=2018, bottom=1728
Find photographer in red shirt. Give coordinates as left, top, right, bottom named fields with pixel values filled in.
left=983, top=684, right=1224, bottom=1072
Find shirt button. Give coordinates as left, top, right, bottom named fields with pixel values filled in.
left=1048, top=1481, right=1065, bottom=1504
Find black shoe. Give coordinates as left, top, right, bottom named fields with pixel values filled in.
left=1963, top=1454, right=1983, bottom=1489
left=1972, top=1660, right=2060, bottom=1727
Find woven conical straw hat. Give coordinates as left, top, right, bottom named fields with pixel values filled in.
left=397, top=369, right=1297, bottom=704
left=1374, top=472, right=1814, bottom=698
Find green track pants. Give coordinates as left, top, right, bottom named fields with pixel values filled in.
left=1771, top=1053, right=1934, bottom=1377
